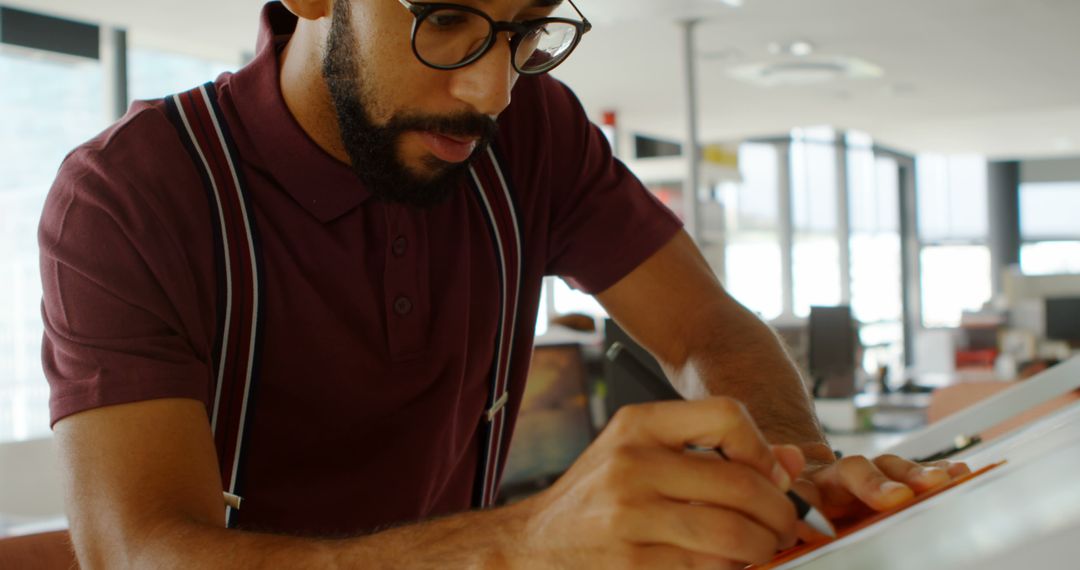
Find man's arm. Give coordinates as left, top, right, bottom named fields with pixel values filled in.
left=596, top=230, right=971, bottom=515
left=596, top=230, right=832, bottom=463
left=56, top=398, right=528, bottom=569
left=58, top=397, right=801, bottom=569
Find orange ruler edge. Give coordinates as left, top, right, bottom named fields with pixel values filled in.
left=751, top=460, right=1008, bottom=569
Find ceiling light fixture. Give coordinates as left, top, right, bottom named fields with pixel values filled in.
left=788, top=40, right=814, bottom=57
left=728, top=56, right=884, bottom=86
left=768, top=40, right=815, bottom=57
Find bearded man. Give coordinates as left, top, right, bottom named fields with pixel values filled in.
left=41, top=1, right=968, bottom=567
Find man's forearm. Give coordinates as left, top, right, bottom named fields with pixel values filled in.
left=665, top=296, right=835, bottom=464
left=98, top=502, right=526, bottom=569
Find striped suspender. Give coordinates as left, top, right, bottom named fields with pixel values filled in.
left=166, top=82, right=520, bottom=518
left=165, top=82, right=265, bottom=528
left=468, top=147, right=523, bottom=508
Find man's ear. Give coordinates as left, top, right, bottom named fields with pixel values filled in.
left=280, top=0, right=334, bottom=20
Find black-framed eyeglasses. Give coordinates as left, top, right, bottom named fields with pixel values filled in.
left=397, top=0, right=592, bottom=75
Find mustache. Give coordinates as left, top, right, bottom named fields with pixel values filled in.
left=387, top=112, right=499, bottom=141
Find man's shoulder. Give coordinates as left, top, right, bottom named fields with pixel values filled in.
left=59, top=98, right=191, bottom=190
left=497, top=75, right=589, bottom=166
left=43, top=95, right=212, bottom=253
left=48, top=93, right=213, bottom=224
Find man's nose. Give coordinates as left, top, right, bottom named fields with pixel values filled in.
left=448, top=34, right=517, bottom=117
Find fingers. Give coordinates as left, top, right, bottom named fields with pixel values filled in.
left=928, top=459, right=972, bottom=478
left=872, top=454, right=950, bottom=493
left=636, top=447, right=797, bottom=543
left=804, top=454, right=975, bottom=518
left=791, top=478, right=822, bottom=510
left=606, top=398, right=789, bottom=491
left=532, top=399, right=816, bottom=567
left=617, top=500, right=787, bottom=565
left=622, top=544, right=740, bottom=570
left=771, top=444, right=806, bottom=483
left=829, top=455, right=915, bottom=511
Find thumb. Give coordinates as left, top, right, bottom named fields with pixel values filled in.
left=771, top=444, right=806, bottom=482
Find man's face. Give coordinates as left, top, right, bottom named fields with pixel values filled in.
left=322, top=0, right=557, bottom=208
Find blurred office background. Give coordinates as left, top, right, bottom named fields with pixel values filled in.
left=2, top=0, right=1079, bottom=534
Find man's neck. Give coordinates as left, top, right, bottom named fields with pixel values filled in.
left=278, top=19, right=351, bottom=164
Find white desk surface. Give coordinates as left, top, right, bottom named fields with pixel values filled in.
left=780, top=400, right=1080, bottom=569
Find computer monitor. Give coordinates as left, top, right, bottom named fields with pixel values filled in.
left=602, top=319, right=671, bottom=418
left=499, top=344, right=595, bottom=500
left=808, top=305, right=857, bottom=398
left=1045, top=297, right=1080, bottom=344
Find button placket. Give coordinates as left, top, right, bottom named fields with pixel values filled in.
left=382, top=205, right=428, bottom=360
left=392, top=236, right=408, bottom=257
left=393, top=296, right=413, bottom=316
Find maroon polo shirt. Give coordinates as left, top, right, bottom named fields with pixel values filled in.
left=40, top=3, right=681, bottom=536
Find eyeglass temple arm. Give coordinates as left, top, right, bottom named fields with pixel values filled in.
left=566, top=0, right=592, bottom=32
left=399, top=0, right=590, bottom=33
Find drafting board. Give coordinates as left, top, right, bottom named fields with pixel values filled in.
left=884, top=355, right=1080, bottom=461
left=773, top=376, right=1080, bottom=569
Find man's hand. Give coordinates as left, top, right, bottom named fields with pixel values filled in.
left=792, top=453, right=972, bottom=523
left=511, top=397, right=806, bottom=569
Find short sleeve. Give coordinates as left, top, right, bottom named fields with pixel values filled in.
left=39, top=111, right=216, bottom=427
left=539, top=79, right=682, bottom=294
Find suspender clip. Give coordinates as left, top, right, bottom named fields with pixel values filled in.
left=485, top=392, right=509, bottom=422
left=223, top=492, right=243, bottom=511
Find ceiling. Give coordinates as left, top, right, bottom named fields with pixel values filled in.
left=9, top=0, right=1080, bottom=158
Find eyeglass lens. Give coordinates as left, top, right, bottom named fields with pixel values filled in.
left=414, top=8, right=580, bottom=73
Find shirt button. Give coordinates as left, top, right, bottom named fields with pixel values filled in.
left=392, top=236, right=408, bottom=257
left=393, top=296, right=413, bottom=316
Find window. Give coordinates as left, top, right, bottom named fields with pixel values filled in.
left=128, top=45, right=237, bottom=103
left=919, top=245, right=992, bottom=328
left=1020, top=241, right=1080, bottom=275
left=0, top=48, right=107, bottom=442
left=916, top=154, right=991, bottom=327
left=1019, top=181, right=1080, bottom=275
left=790, top=129, right=841, bottom=316
left=846, top=149, right=905, bottom=375
left=720, top=143, right=783, bottom=320
left=848, top=152, right=902, bottom=323
left=917, top=155, right=988, bottom=242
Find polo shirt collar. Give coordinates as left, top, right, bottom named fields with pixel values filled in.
left=230, top=2, right=371, bottom=223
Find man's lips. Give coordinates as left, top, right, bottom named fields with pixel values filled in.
left=418, top=131, right=479, bottom=163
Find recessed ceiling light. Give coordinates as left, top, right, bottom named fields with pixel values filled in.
left=768, top=40, right=815, bottom=57
left=789, top=41, right=814, bottom=57
left=712, top=0, right=745, bottom=7
left=729, top=56, right=884, bottom=86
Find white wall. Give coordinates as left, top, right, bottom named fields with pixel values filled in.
left=0, top=436, right=65, bottom=518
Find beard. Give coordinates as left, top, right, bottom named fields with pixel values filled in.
left=321, top=0, right=499, bottom=208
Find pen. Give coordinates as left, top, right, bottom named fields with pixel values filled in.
left=606, top=342, right=837, bottom=538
